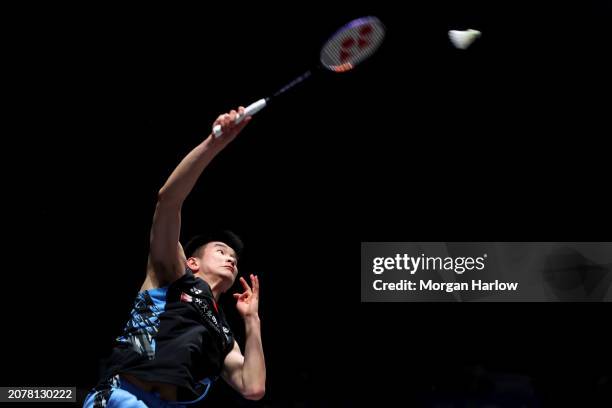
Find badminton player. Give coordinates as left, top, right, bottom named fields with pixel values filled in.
left=84, top=107, right=266, bottom=407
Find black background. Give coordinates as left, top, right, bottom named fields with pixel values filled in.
left=3, top=1, right=611, bottom=406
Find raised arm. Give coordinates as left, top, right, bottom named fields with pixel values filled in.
left=145, top=108, right=252, bottom=287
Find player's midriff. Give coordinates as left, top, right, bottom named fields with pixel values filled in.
left=120, top=373, right=178, bottom=401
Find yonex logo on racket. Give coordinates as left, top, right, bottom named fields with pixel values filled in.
left=321, top=16, right=385, bottom=73
left=339, top=24, right=375, bottom=63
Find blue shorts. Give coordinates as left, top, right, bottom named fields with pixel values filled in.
left=83, top=376, right=186, bottom=408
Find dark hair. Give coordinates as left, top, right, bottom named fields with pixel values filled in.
left=184, top=230, right=244, bottom=260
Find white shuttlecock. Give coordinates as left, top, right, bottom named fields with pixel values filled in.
left=448, top=29, right=481, bottom=50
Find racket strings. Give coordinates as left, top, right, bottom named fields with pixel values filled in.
left=320, top=17, right=385, bottom=72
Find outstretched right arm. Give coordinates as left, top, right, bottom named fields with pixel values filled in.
left=144, top=108, right=252, bottom=288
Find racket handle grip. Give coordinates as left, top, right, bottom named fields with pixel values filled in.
left=213, top=98, right=267, bottom=138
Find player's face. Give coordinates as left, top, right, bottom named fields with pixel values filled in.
left=203, top=241, right=239, bottom=282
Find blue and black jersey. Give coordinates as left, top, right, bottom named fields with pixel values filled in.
left=96, top=269, right=234, bottom=403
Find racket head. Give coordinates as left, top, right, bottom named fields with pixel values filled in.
left=320, top=16, right=386, bottom=73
